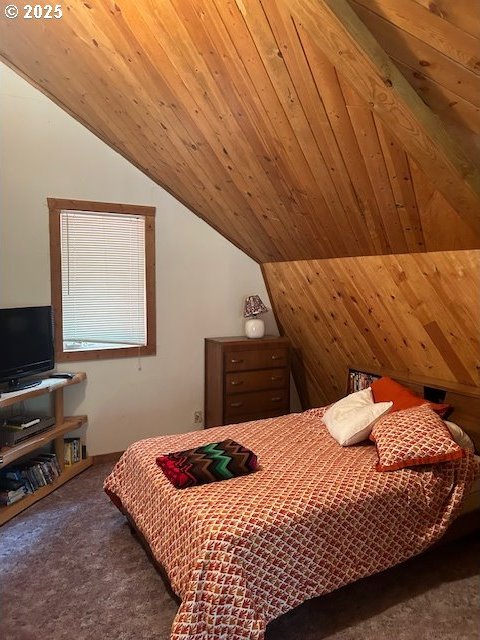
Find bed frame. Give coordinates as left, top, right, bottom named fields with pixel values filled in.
left=126, top=367, right=480, bottom=600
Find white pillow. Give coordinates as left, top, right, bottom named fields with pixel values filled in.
left=324, top=388, right=393, bottom=446
left=444, top=420, right=475, bottom=452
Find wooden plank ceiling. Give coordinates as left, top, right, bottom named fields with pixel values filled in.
left=2, top=1, right=479, bottom=403
left=1, top=0, right=479, bottom=262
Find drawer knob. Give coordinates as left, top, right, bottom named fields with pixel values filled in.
left=230, top=380, right=244, bottom=386
left=231, top=358, right=244, bottom=364
left=271, top=355, right=282, bottom=360
left=271, top=376, right=281, bottom=381
left=271, top=396, right=282, bottom=402
left=230, top=401, right=243, bottom=408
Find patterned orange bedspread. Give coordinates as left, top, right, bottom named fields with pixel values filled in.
left=104, top=408, right=478, bottom=640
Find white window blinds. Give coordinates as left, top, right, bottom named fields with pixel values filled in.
left=60, top=210, right=146, bottom=352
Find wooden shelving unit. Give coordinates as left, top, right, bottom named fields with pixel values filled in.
left=0, top=373, right=92, bottom=526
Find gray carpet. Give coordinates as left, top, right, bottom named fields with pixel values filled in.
left=1, top=463, right=478, bottom=640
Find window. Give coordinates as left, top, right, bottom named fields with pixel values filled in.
left=48, top=198, right=156, bottom=361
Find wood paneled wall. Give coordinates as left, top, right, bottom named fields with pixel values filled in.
left=264, top=251, right=480, bottom=407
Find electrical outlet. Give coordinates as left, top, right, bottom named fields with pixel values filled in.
left=194, top=410, right=203, bottom=424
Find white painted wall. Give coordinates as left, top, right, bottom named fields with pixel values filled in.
left=0, top=63, right=293, bottom=455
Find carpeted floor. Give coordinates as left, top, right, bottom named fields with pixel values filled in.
left=1, top=463, right=478, bottom=640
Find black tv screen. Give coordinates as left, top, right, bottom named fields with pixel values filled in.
left=0, top=306, right=54, bottom=387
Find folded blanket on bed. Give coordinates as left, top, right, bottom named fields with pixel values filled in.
left=156, top=438, right=258, bottom=489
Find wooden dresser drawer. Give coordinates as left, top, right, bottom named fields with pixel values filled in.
left=224, top=388, right=289, bottom=420
left=224, top=348, right=288, bottom=372
left=205, top=336, right=290, bottom=428
left=225, top=368, right=287, bottom=395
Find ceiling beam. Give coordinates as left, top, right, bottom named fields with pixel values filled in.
left=288, top=0, right=480, bottom=233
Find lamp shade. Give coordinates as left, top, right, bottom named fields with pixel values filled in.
left=244, top=295, right=268, bottom=318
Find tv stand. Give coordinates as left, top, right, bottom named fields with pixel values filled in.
left=0, top=372, right=92, bottom=525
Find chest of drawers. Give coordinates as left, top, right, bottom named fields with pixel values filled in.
left=204, top=336, right=290, bottom=428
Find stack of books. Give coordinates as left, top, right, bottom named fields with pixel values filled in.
left=349, top=369, right=380, bottom=393
left=0, top=453, right=61, bottom=505
left=64, top=438, right=81, bottom=466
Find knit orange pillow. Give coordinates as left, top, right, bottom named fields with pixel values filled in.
left=370, top=405, right=464, bottom=472
left=371, top=377, right=450, bottom=417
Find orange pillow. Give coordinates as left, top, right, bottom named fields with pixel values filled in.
left=370, top=405, right=464, bottom=471
left=371, top=377, right=450, bottom=417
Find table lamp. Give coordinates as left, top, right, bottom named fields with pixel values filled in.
left=243, top=295, right=268, bottom=339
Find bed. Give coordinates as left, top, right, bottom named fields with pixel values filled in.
left=104, top=376, right=480, bottom=640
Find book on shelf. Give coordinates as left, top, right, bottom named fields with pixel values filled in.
left=32, top=459, right=53, bottom=484
left=64, top=437, right=81, bottom=466
left=25, top=466, right=38, bottom=492
left=32, top=462, right=47, bottom=487
left=37, top=453, right=61, bottom=477
left=348, top=369, right=381, bottom=393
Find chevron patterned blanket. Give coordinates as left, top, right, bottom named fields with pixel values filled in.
left=156, top=439, right=258, bottom=488
left=104, top=408, right=478, bottom=640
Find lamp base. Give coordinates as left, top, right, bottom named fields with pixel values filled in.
left=245, top=318, right=265, bottom=339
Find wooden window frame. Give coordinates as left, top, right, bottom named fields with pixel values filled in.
left=48, top=198, right=156, bottom=362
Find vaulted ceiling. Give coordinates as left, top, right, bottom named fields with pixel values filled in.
left=2, top=0, right=479, bottom=402
left=1, top=0, right=479, bottom=263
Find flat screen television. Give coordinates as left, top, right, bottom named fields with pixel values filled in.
left=0, top=306, right=54, bottom=391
